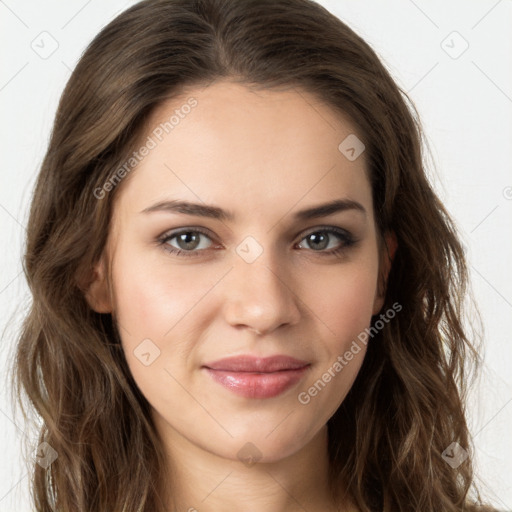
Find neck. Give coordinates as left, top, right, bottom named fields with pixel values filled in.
left=154, top=418, right=354, bottom=512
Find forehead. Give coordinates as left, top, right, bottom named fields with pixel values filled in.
left=114, top=80, right=372, bottom=222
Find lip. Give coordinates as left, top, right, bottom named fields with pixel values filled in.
left=202, top=355, right=310, bottom=399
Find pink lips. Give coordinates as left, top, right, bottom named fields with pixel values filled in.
left=202, top=355, right=310, bottom=399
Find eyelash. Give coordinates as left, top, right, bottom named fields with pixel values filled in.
left=157, top=226, right=357, bottom=258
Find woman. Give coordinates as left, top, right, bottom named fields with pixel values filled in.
left=13, top=0, right=498, bottom=510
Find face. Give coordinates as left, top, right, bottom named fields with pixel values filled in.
left=89, top=80, right=392, bottom=465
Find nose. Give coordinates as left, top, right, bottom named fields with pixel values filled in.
left=221, top=251, right=301, bottom=336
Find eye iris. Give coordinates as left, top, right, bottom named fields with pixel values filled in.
left=308, top=232, right=329, bottom=250
left=177, top=232, right=200, bottom=250
left=169, top=230, right=339, bottom=253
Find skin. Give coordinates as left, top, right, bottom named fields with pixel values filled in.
left=85, top=80, right=396, bottom=512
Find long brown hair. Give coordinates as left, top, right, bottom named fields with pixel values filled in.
left=12, top=0, right=495, bottom=510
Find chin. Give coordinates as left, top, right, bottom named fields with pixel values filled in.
left=215, top=423, right=319, bottom=465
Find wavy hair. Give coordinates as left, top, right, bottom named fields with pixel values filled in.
left=12, top=0, right=495, bottom=510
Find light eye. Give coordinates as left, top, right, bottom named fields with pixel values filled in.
left=157, top=226, right=357, bottom=258
left=161, top=229, right=214, bottom=255
left=296, top=228, right=355, bottom=254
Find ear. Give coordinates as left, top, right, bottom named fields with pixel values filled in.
left=372, top=231, right=397, bottom=315
left=78, top=255, right=113, bottom=313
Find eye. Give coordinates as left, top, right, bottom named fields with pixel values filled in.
left=159, top=228, right=217, bottom=257
left=157, top=226, right=356, bottom=258
left=296, top=227, right=356, bottom=255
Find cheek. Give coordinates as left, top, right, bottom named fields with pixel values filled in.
left=110, top=252, right=199, bottom=406
left=109, top=249, right=225, bottom=383
left=293, top=265, right=377, bottom=426
left=111, top=250, right=195, bottom=341
left=328, top=271, right=376, bottom=335
left=308, top=258, right=379, bottom=346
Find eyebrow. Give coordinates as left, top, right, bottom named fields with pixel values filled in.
left=140, top=198, right=366, bottom=221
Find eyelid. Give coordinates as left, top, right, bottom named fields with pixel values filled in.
left=157, top=226, right=219, bottom=248
left=294, top=225, right=356, bottom=251
left=298, top=224, right=352, bottom=240
left=159, top=226, right=214, bottom=239
left=157, top=225, right=356, bottom=257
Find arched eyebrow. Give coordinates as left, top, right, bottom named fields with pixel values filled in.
left=293, top=199, right=366, bottom=220
left=140, top=198, right=366, bottom=221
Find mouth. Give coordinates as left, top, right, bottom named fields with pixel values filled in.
left=202, top=355, right=311, bottom=399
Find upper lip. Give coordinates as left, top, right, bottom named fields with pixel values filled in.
left=203, top=355, right=310, bottom=372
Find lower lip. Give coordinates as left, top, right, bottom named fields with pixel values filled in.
left=204, top=366, right=309, bottom=399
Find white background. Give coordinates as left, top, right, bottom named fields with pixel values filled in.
left=0, top=1, right=511, bottom=510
